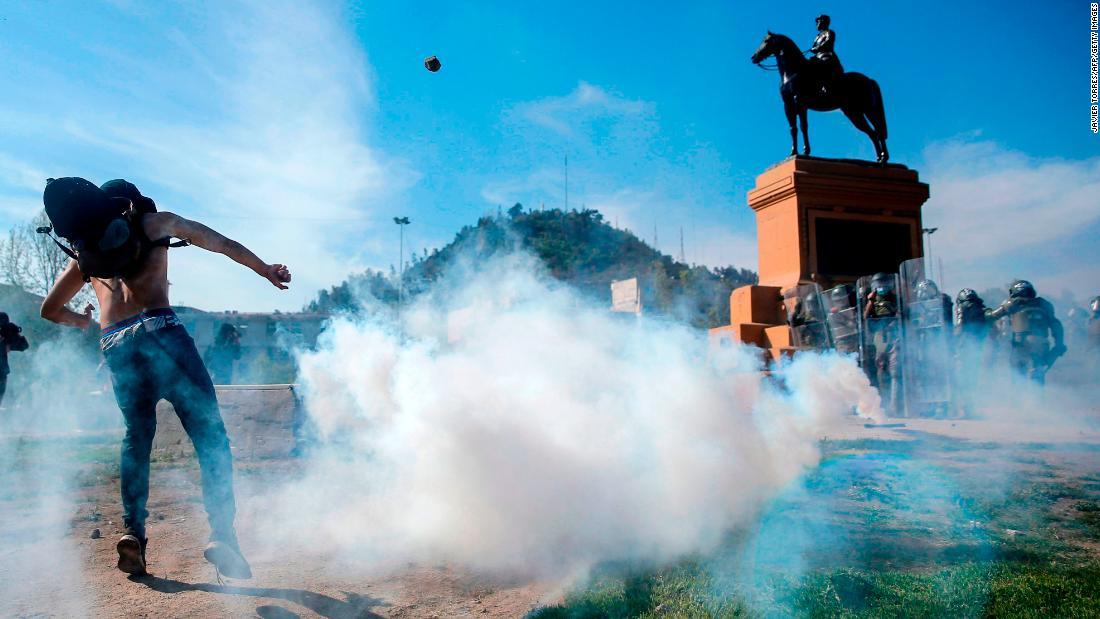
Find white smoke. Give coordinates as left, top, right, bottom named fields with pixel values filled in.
left=252, top=254, right=882, bottom=578
left=0, top=335, right=106, bottom=617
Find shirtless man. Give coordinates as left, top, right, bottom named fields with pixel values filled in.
left=40, top=177, right=290, bottom=578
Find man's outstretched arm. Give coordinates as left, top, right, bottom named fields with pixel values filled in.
left=154, top=212, right=291, bottom=289
left=41, top=261, right=95, bottom=328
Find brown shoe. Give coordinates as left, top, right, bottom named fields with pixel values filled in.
left=116, top=534, right=147, bottom=575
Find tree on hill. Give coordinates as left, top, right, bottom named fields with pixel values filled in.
left=308, top=205, right=756, bottom=329
left=306, top=268, right=398, bottom=315
left=0, top=212, right=97, bottom=345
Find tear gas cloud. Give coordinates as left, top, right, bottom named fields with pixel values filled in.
left=251, top=253, right=884, bottom=577
left=0, top=335, right=106, bottom=617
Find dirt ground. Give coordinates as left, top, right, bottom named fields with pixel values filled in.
left=0, top=448, right=560, bottom=619
left=2, top=409, right=1098, bottom=618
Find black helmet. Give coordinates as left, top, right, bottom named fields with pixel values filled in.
left=957, top=288, right=979, bottom=304
left=915, top=279, right=940, bottom=301
left=1009, top=280, right=1037, bottom=300
left=816, top=14, right=831, bottom=27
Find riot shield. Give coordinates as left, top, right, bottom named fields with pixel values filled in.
left=783, top=284, right=831, bottom=350
left=898, top=258, right=953, bottom=417
left=856, top=273, right=903, bottom=416
left=823, top=284, right=860, bottom=356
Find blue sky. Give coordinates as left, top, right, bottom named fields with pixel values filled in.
left=0, top=0, right=1096, bottom=311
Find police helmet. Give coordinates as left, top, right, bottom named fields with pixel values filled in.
left=915, top=279, right=940, bottom=301
left=1009, top=280, right=1037, bottom=300
left=830, top=284, right=853, bottom=302
left=957, top=288, right=980, bottom=305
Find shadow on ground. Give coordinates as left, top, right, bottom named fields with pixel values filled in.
left=132, top=574, right=386, bottom=618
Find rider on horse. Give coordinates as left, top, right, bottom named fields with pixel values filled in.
left=808, top=15, right=843, bottom=99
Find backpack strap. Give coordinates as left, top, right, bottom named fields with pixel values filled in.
left=47, top=235, right=79, bottom=261
left=149, top=237, right=191, bottom=249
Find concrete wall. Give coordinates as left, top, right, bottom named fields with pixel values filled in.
left=176, top=311, right=328, bottom=353
left=151, top=385, right=302, bottom=461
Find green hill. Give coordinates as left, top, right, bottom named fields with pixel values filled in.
left=309, top=205, right=756, bottom=329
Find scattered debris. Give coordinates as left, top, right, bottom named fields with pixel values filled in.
left=90, top=528, right=101, bottom=539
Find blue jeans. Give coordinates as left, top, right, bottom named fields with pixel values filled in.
left=102, top=309, right=237, bottom=542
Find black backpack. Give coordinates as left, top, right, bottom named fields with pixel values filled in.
left=40, top=177, right=188, bottom=280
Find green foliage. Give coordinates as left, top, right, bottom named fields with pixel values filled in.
left=306, top=268, right=398, bottom=314
left=308, top=206, right=757, bottom=329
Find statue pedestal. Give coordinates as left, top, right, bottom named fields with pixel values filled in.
left=750, top=156, right=929, bottom=290
left=711, top=156, right=930, bottom=363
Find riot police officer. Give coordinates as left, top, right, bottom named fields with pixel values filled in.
left=913, top=280, right=953, bottom=326
left=1086, top=296, right=1100, bottom=368
left=827, top=284, right=859, bottom=355
left=790, top=289, right=829, bottom=349
left=905, top=279, right=953, bottom=417
left=986, top=280, right=1066, bottom=384
left=954, top=289, right=989, bottom=417
left=863, top=273, right=902, bottom=413
left=955, top=289, right=989, bottom=340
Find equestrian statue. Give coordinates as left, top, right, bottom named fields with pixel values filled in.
left=751, top=15, right=889, bottom=163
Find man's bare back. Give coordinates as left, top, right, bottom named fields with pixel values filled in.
left=89, top=243, right=170, bottom=328
left=43, top=211, right=290, bottom=329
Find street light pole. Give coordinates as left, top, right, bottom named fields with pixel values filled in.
left=394, top=216, right=411, bottom=315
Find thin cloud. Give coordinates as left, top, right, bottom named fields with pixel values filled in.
left=2, top=1, right=417, bottom=311
left=0, top=155, right=48, bottom=220
left=922, top=138, right=1100, bottom=299
left=480, top=167, right=565, bottom=208
left=510, top=81, right=656, bottom=139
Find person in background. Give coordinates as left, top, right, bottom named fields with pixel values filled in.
left=954, top=289, right=989, bottom=342
left=0, top=312, right=30, bottom=408
left=986, top=280, right=1066, bottom=384
left=953, top=289, right=990, bottom=417
left=863, top=273, right=902, bottom=414
left=205, top=323, right=242, bottom=385
left=1086, top=296, right=1100, bottom=374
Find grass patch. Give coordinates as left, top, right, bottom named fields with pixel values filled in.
left=534, top=442, right=1100, bottom=617
left=531, top=562, right=750, bottom=618
left=531, top=562, right=1100, bottom=618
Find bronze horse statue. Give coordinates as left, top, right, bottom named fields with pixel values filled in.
left=751, top=32, right=889, bottom=163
